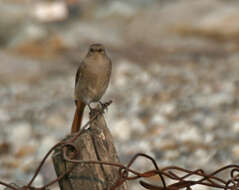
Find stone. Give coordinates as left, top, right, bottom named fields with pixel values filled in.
left=37, top=136, right=57, bottom=158
left=32, top=1, right=68, bottom=22
left=111, top=119, right=131, bottom=141
left=8, top=122, right=32, bottom=146
left=0, top=109, right=10, bottom=122
left=15, top=144, right=36, bottom=158
left=232, top=144, right=239, bottom=159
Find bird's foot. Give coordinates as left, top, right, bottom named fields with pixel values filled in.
left=99, top=100, right=112, bottom=112
left=88, top=101, right=112, bottom=117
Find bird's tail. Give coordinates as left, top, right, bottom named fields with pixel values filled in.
left=71, top=101, right=86, bottom=134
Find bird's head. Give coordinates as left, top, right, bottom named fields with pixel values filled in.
left=87, top=43, right=106, bottom=56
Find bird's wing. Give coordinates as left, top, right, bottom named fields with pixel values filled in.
left=75, top=61, right=84, bottom=87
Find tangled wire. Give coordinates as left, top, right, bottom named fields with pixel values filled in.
left=1, top=101, right=239, bottom=190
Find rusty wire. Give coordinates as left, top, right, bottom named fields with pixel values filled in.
left=1, top=101, right=239, bottom=190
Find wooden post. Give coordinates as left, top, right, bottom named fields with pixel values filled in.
left=52, top=110, right=128, bottom=190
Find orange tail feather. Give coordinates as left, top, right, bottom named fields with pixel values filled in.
left=71, top=101, right=86, bottom=134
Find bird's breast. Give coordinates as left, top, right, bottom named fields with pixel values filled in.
left=77, top=55, right=111, bottom=103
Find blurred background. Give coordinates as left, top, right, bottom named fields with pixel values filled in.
left=1, top=0, right=239, bottom=189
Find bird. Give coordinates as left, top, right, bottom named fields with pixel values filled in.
left=71, top=43, right=112, bottom=133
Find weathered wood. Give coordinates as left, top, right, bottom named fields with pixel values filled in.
left=52, top=110, right=128, bottom=190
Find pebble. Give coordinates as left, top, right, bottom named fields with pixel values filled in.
left=96, top=1, right=137, bottom=18
left=1, top=157, right=20, bottom=169
left=232, top=144, right=239, bottom=159
left=0, top=109, right=10, bottom=122
left=197, top=6, right=239, bottom=37
left=232, top=122, right=239, bottom=133
left=111, top=119, right=131, bottom=141
left=130, top=118, right=146, bottom=134
left=45, top=112, right=66, bottom=129
left=194, top=149, right=211, bottom=165
left=37, top=136, right=57, bottom=158
left=113, top=60, right=136, bottom=87
left=15, top=143, right=36, bottom=158
left=20, top=156, right=35, bottom=172
left=32, top=1, right=68, bottom=22
left=8, top=122, right=32, bottom=146
left=177, top=126, right=202, bottom=143
left=159, top=103, right=175, bottom=115
left=0, top=142, right=11, bottom=155
left=204, top=133, right=214, bottom=144
left=8, top=23, right=48, bottom=48
left=165, top=150, right=180, bottom=160
left=151, top=113, right=167, bottom=126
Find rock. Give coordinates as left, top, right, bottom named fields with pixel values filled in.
left=0, top=2, right=29, bottom=46
left=232, top=122, right=239, bottom=133
left=15, top=143, right=36, bottom=158
left=151, top=113, right=167, bottom=126
left=232, top=144, right=239, bottom=159
left=20, top=156, right=35, bottom=172
left=0, top=52, right=42, bottom=83
left=0, top=142, right=11, bottom=155
left=165, top=150, right=180, bottom=160
left=1, top=157, right=20, bottom=169
left=37, top=136, right=57, bottom=158
left=159, top=103, right=175, bottom=116
left=0, top=109, right=10, bottom=122
left=126, top=0, right=239, bottom=47
left=32, top=1, right=68, bottom=22
left=111, top=119, right=131, bottom=141
left=60, top=21, right=124, bottom=48
left=176, top=123, right=202, bottom=143
left=195, top=5, right=239, bottom=38
left=45, top=112, right=67, bottom=129
left=8, top=122, right=32, bottom=146
left=7, top=23, right=48, bottom=48
left=131, top=117, right=146, bottom=135
left=156, top=139, right=178, bottom=151
left=194, top=149, right=211, bottom=165
left=95, top=1, right=137, bottom=18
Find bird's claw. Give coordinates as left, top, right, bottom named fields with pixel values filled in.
left=88, top=100, right=112, bottom=117
left=99, top=100, right=112, bottom=112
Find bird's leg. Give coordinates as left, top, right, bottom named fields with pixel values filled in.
left=88, top=103, right=98, bottom=117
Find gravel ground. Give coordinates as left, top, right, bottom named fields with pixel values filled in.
left=0, top=1, right=239, bottom=189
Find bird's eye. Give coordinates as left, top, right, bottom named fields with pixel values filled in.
left=98, top=48, right=104, bottom=53
left=90, top=48, right=94, bottom=52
